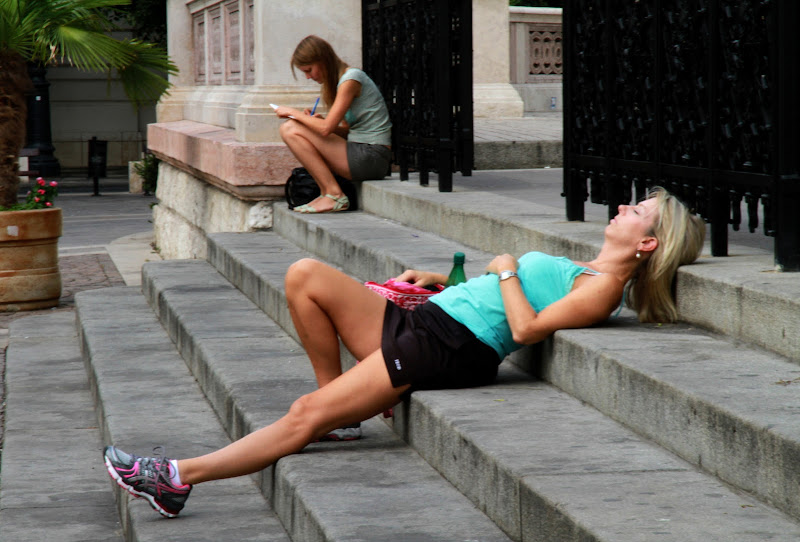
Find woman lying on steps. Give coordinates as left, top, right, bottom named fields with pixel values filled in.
left=103, top=187, right=706, bottom=518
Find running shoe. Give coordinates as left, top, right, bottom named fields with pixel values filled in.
left=103, top=445, right=192, bottom=518
left=317, top=423, right=362, bottom=442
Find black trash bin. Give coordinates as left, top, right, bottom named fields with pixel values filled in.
left=88, top=136, right=107, bottom=196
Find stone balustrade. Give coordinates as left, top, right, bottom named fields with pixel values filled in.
left=509, top=7, right=563, bottom=112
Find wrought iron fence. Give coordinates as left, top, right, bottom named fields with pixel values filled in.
left=563, top=0, right=800, bottom=270
left=362, top=0, right=473, bottom=192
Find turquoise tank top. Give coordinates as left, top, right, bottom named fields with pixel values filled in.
left=429, top=252, right=597, bottom=359
left=338, top=68, right=392, bottom=145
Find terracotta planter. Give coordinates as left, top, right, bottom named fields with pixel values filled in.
left=0, top=208, right=62, bottom=311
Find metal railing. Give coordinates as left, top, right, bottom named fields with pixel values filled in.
left=362, top=0, right=473, bottom=192
left=563, top=0, right=800, bottom=270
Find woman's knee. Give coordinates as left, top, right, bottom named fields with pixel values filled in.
left=278, top=119, right=296, bottom=142
left=279, top=119, right=309, bottom=144
left=286, top=393, right=327, bottom=439
left=285, top=258, right=327, bottom=297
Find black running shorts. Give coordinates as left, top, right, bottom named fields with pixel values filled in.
left=381, top=300, right=501, bottom=392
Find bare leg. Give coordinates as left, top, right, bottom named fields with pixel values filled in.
left=285, top=258, right=388, bottom=388
left=176, top=350, right=407, bottom=485
left=280, top=120, right=351, bottom=212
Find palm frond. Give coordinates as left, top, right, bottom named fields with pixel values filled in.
left=50, top=25, right=135, bottom=70
left=0, top=0, right=175, bottom=105
left=115, top=39, right=177, bottom=107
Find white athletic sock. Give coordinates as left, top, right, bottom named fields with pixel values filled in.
left=168, top=459, right=183, bottom=486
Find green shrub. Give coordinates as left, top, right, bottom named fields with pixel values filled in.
left=134, top=152, right=159, bottom=195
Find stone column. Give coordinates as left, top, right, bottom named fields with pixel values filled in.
left=157, top=0, right=195, bottom=122
left=473, top=0, right=524, bottom=118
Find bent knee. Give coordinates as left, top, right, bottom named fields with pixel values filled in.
left=285, top=258, right=330, bottom=297
left=286, top=258, right=320, bottom=285
left=279, top=119, right=306, bottom=141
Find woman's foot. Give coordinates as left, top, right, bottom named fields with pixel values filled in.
left=103, top=446, right=192, bottom=518
left=316, top=423, right=362, bottom=441
left=294, top=193, right=350, bottom=213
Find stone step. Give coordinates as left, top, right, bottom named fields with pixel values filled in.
left=202, top=228, right=793, bottom=536
left=394, top=375, right=800, bottom=542
left=0, top=313, right=122, bottom=542
left=357, top=176, right=800, bottom=364
left=538, top=319, right=800, bottom=521
left=244, top=203, right=800, bottom=517
left=75, top=287, right=291, bottom=542
left=204, top=225, right=492, bottom=376
left=351, top=176, right=800, bottom=520
left=139, top=259, right=512, bottom=541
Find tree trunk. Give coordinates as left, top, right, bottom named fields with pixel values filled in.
left=0, top=51, right=30, bottom=208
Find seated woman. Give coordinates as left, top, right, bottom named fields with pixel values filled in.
left=276, top=35, right=392, bottom=213
left=103, top=187, right=705, bottom=518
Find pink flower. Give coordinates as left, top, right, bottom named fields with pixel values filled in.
left=37, top=178, right=46, bottom=186
left=38, top=189, right=46, bottom=195
left=45, top=202, right=52, bottom=207
left=49, top=181, right=58, bottom=187
left=34, top=197, right=40, bottom=202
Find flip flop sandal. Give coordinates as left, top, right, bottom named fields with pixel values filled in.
left=295, top=194, right=350, bottom=213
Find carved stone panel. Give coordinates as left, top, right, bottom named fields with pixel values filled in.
left=190, top=0, right=253, bottom=86
left=193, top=12, right=206, bottom=83
left=225, top=0, right=241, bottom=84
left=208, top=6, right=223, bottom=84
left=528, top=28, right=562, bottom=77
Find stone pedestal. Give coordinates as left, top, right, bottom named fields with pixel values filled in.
left=128, top=160, right=143, bottom=193
left=473, top=0, right=524, bottom=117
left=147, top=120, right=298, bottom=259
left=153, top=162, right=274, bottom=260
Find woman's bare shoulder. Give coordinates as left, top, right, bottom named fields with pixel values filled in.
left=571, top=272, right=625, bottom=314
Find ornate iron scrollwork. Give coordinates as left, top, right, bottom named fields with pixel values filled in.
left=564, top=0, right=799, bottom=269
left=362, top=0, right=473, bottom=192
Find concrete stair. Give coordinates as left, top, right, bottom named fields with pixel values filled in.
left=0, top=313, right=123, bottom=542
left=52, top=171, right=800, bottom=540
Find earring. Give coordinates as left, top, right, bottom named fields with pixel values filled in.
left=636, top=251, right=641, bottom=259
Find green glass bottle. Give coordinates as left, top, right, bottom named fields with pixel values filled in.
left=445, top=252, right=467, bottom=287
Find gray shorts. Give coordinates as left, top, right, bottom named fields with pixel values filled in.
left=346, top=142, right=391, bottom=182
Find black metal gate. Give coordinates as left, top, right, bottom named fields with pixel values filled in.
left=362, top=0, right=473, bottom=192
left=563, top=0, right=800, bottom=270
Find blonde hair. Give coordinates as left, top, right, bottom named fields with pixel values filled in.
left=626, top=187, right=706, bottom=323
left=291, top=35, right=348, bottom=109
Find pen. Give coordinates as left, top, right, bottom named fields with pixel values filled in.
left=310, top=97, right=320, bottom=116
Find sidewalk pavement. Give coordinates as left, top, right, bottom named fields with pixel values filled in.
left=0, top=182, right=160, bottom=460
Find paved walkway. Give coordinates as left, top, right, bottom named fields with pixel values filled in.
left=474, top=112, right=562, bottom=142
left=0, top=184, right=159, bottom=458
